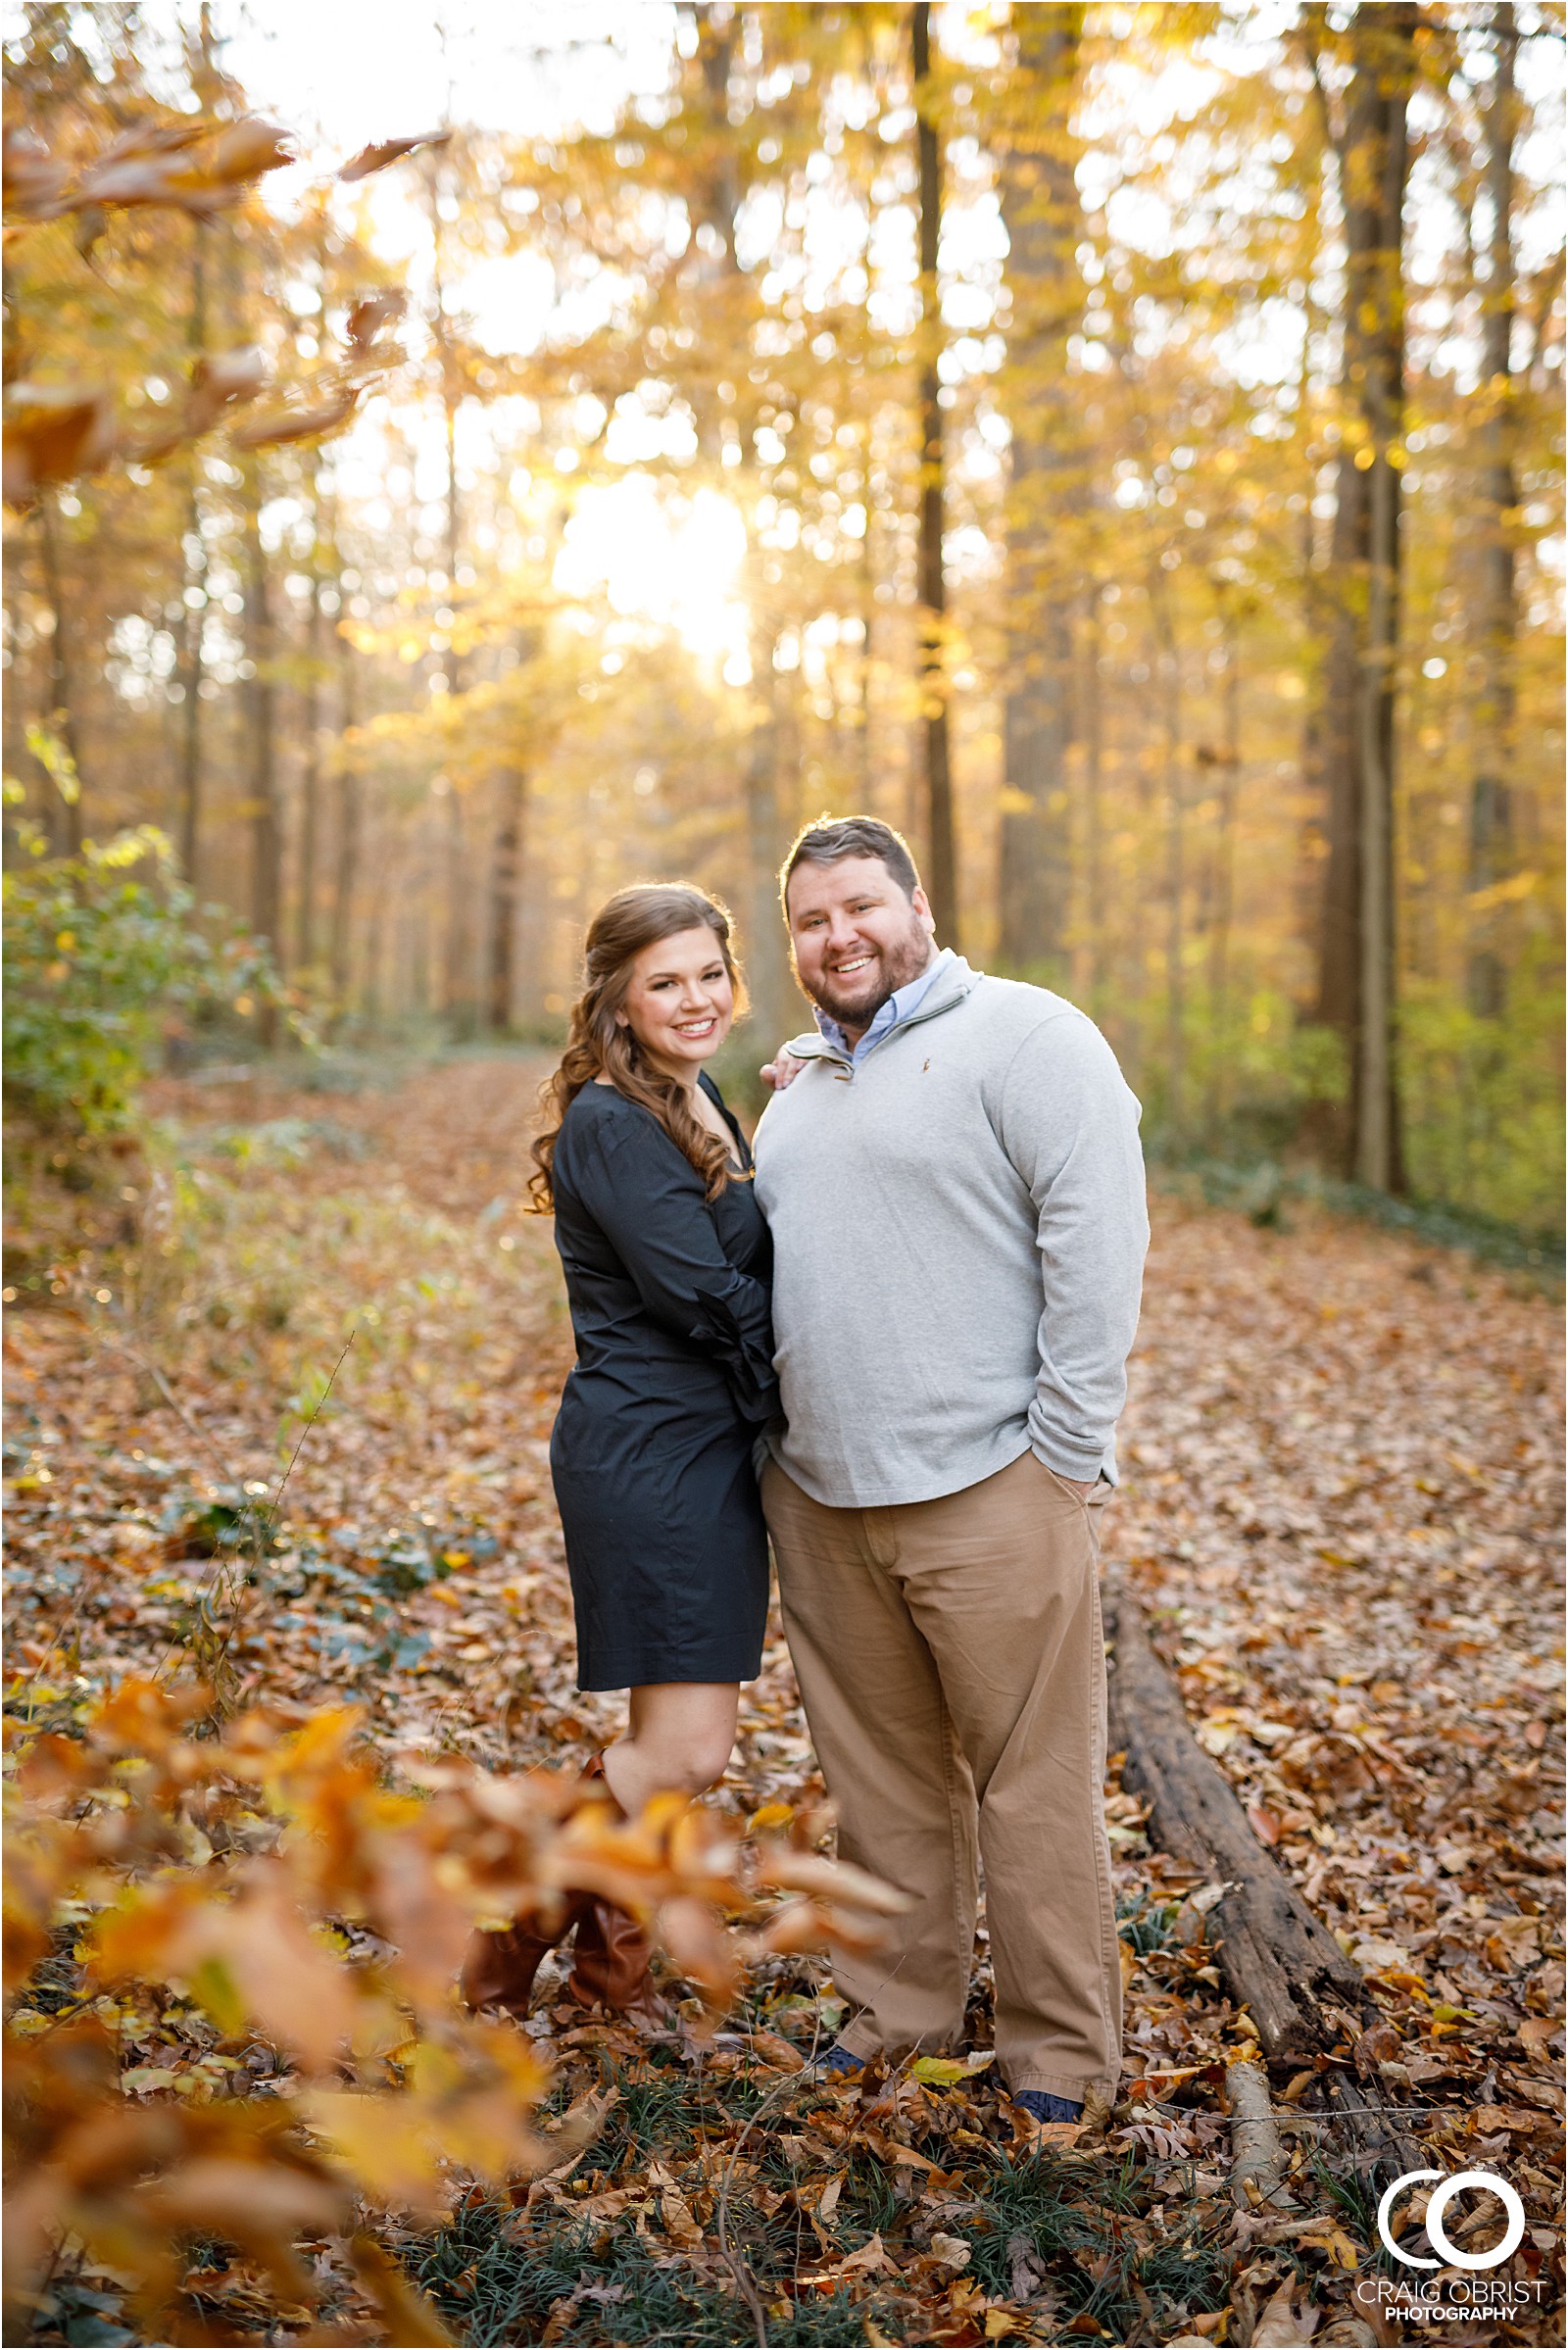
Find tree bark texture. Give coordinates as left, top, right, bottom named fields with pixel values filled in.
left=487, top=762, right=527, bottom=1034
left=1468, top=2, right=1519, bottom=1017
left=997, top=5, right=1084, bottom=975
left=330, top=608, right=360, bottom=1005
left=742, top=646, right=794, bottom=1044
left=697, top=7, right=794, bottom=1041
left=913, top=1, right=958, bottom=949
left=295, top=496, right=323, bottom=971
left=1103, top=1568, right=1378, bottom=2061
left=36, top=496, right=85, bottom=856
left=1103, top=1567, right=1428, bottom=2179
left=425, top=143, right=474, bottom=1032
left=1313, top=3, right=1416, bottom=1192
left=174, top=3, right=219, bottom=883
left=241, top=467, right=280, bottom=964
left=1079, top=588, right=1103, bottom=1011
left=441, top=789, right=470, bottom=1036
left=1153, top=581, right=1186, bottom=1136
left=1204, top=622, right=1242, bottom=1126
left=176, top=216, right=207, bottom=888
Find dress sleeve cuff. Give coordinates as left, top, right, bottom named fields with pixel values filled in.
left=691, top=1284, right=782, bottom=1424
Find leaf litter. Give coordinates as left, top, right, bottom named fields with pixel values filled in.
left=4, top=1055, right=1562, bottom=2346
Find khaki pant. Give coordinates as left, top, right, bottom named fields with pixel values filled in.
left=762, top=1448, right=1121, bottom=2103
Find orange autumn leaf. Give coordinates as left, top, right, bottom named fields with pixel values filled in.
left=2, top=385, right=116, bottom=506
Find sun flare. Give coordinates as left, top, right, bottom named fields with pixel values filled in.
left=553, top=480, right=751, bottom=675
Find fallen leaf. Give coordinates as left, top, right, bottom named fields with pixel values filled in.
left=909, top=2050, right=994, bottom=2083
left=3, top=383, right=116, bottom=504
left=345, top=292, right=406, bottom=349
left=230, top=388, right=361, bottom=450
left=339, top=132, right=452, bottom=182
left=746, top=2028, right=805, bottom=2072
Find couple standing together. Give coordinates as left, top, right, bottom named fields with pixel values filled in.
left=465, top=814, right=1150, bottom=2127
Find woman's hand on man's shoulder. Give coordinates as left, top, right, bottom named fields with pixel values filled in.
left=760, top=1048, right=807, bottom=1093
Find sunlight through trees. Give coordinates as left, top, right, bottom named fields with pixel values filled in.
left=4, top=1, right=1563, bottom=1229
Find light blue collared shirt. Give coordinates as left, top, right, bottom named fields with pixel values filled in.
left=814, top=946, right=955, bottom=1065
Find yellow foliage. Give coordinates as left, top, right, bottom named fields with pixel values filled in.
left=3, top=1678, right=895, bottom=2341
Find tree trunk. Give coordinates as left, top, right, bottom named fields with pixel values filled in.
left=913, top=1, right=958, bottom=948
left=487, top=762, right=527, bottom=1034
left=693, top=6, right=794, bottom=1038
left=362, top=837, right=390, bottom=1027
left=330, top=600, right=360, bottom=1008
left=1353, top=8, right=1414, bottom=1194
left=423, top=143, right=473, bottom=1035
left=858, top=279, right=877, bottom=811
left=295, top=526, right=322, bottom=971
left=741, top=644, right=794, bottom=1043
left=1313, top=63, right=1377, bottom=1063
left=1206, top=615, right=1242, bottom=1127
left=1314, top=3, right=1415, bottom=1192
left=35, top=496, right=84, bottom=856
left=1080, top=590, right=1103, bottom=1012
left=240, top=467, right=281, bottom=1011
left=175, top=216, right=208, bottom=887
left=1468, top=1, right=1519, bottom=1019
left=1152, top=577, right=1185, bottom=1136
left=1357, top=393, right=1400, bottom=1193
left=858, top=497, right=875, bottom=808
left=440, top=789, right=469, bottom=1037
left=997, top=7, right=1083, bottom=975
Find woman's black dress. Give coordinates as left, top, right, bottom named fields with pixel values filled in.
left=547, top=1073, right=779, bottom=1691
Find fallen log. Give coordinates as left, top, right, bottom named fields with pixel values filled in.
left=1104, top=1567, right=1373, bottom=2059
left=1224, top=2057, right=1293, bottom=2210
left=1103, top=1568, right=1421, bottom=2176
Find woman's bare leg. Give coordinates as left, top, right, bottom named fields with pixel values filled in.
left=601, top=1682, right=740, bottom=1816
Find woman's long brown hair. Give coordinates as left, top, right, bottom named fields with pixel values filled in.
left=529, top=883, right=747, bottom=1212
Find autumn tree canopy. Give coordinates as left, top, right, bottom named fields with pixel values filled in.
left=4, top=0, right=1563, bottom=1231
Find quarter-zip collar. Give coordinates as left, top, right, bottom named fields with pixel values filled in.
left=813, top=945, right=956, bottom=1062
left=782, top=955, right=980, bottom=1071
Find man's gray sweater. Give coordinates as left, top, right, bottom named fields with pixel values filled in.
left=752, top=956, right=1149, bottom=1509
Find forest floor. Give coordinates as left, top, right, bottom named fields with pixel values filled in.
left=4, top=1052, right=1563, bottom=2349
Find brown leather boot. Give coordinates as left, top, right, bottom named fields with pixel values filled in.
left=568, top=1893, right=665, bottom=2023
left=564, top=1752, right=664, bottom=2023
left=460, top=1891, right=591, bottom=2020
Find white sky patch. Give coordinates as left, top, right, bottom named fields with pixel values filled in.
left=1215, top=295, right=1310, bottom=393
left=605, top=397, right=700, bottom=467
left=178, top=1, right=676, bottom=159
left=554, top=481, right=749, bottom=665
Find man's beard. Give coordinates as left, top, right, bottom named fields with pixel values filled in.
left=805, top=913, right=934, bottom=1031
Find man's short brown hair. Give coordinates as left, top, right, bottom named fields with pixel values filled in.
left=780, top=815, right=923, bottom=906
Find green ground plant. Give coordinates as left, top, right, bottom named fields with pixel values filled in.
left=2, top=826, right=279, bottom=1136
left=408, top=2044, right=1237, bottom=2350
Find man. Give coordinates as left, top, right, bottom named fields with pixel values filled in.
left=751, top=814, right=1148, bottom=2125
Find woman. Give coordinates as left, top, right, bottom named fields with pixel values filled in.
left=462, top=883, right=778, bottom=2023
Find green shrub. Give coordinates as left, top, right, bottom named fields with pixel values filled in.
left=1398, top=963, right=1565, bottom=1241
left=3, top=826, right=274, bottom=1133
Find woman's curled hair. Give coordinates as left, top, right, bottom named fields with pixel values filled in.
left=529, top=883, right=746, bottom=1212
